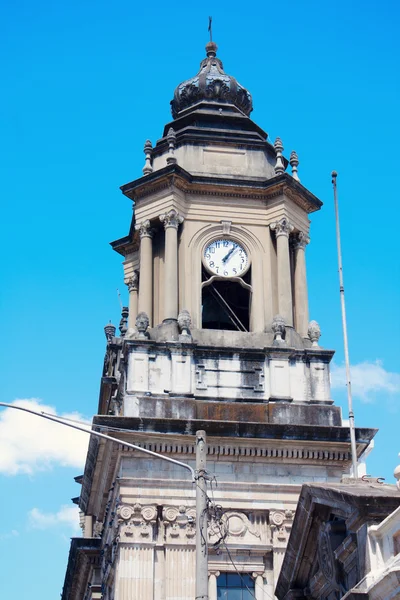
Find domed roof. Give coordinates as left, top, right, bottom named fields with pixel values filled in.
left=171, top=42, right=253, bottom=119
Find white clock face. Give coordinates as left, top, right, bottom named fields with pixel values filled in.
left=203, top=239, right=249, bottom=277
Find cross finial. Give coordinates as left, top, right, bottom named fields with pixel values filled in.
left=208, top=16, right=213, bottom=42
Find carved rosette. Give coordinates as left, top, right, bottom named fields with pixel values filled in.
left=116, top=503, right=157, bottom=542
left=270, top=217, right=294, bottom=238
left=126, top=271, right=139, bottom=293
left=292, top=231, right=310, bottom=251
left=159, top=209, right=184, bottom=230
left=136, top=219, right=154, bottom=239
left=163, top=505, right=196, bottom=541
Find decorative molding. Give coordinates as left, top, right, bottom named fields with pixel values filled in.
left=270, top=217, right=294, bottom=238
left=159, top=209, right=184, bottom=230
left=136, top=219, right=154, bottom=239
left=119, top=441, right=351, bottom=463
left=126, top=271, right=139, bottom=292
left=163, top=505, right=196, bottom=541
left=292, top=231, right=310, bottom=250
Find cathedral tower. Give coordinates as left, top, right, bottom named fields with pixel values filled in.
left=62, top=41, right=376, bottom=600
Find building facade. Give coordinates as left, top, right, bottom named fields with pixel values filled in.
left=62, top=40, right=376, bottom=600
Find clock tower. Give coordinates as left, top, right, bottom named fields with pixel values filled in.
left=62, top=41, right=376, bottom=600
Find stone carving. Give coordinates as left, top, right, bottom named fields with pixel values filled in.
left=270, top=510, right=294, bottom=547
left=206, top=79, right=230, bottom=101
left=117, top=503, right=157, bottom=542
left=126, top=272, right=139, bottom=292
left=274, top=137, right=285, bottom=175
left=163, top=505, right=196, bottom=541
left=272, top=315, right=286, bottom=343
left=166, top=127, right=177, bottom=165
left=135, top=312, right=149, bottom=338
left=104, top=322, right=116, bottom=343
left=318, top=522, right=338, bottom=587
left=289, top=150, right=300, bottom=181
left=270, top=217, right=294, bottom=238
left=308, top=320, right=321, bottom=346
left=159, top=209, right=184, bottom=230
left=223, top=512, right=260, bottom=539
left=137, top=219, right=154, bottom=239
left=143, top=139, right=153, bottom=175
left=178, top=309, right=191, bottom=336
left=292, top=231, right=310, bottom=250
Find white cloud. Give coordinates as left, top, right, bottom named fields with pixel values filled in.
left=0, top=530, right=19, bottom=541
left=29, top=505, right=80, bottom=532
left=0, top=399, right=90, bottom=475
left=331, top=360, right=400, bottom=402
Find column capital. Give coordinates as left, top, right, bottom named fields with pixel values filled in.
left=208, top=570, right=220, bottom=578
left=126, top=271, right=139, bottom=292
left=136, top=219, right=154, bottom=239
left=159, top=209, right=184, bottom=230
left=270, top=217, right=294, bottom=238
left=292, top=231, right=310, bottom=250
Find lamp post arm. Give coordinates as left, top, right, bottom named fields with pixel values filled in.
left=0, top=402, right=196, bottom=482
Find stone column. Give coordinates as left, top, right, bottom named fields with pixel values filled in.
left=126, top=271, right=139, bottom=329
left=159, top=209, right=183, bottom=320
left=137, top=220, right=154, bottom=326
left=271, top=217, right=294, bottom=326
left=208, top=571, right=220, bottom=600
left=252, top=572, right=264, bottom=600
left=293, top=232, right=310, bottom=337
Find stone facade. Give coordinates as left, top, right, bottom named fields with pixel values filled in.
left=62, top=40, right=377, bottom=600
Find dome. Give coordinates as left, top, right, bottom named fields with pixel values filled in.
left=171, top=42, right=253, bottom=119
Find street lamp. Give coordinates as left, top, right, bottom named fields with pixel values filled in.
left=0, top=402, right=209, bottom=600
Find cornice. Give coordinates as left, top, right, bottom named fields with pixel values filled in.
left=120, top=166, right=322, bottom=214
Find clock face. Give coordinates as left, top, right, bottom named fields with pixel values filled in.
left=203, top=239, right=249, bottom=277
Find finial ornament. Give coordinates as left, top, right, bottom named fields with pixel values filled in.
left=135, top=312, right=149, bottom=338
left=136, top=219, right=154, bottom=239
left=178, top=309, right=192, bottom=337
left=166, top=128, right=177, bottom=165
left=104, top=321, right=116, bottom=343
left=289, top=151, right=300, bottom=181
left=126, top=272, right=139, bottom=292
left=119, top=306, right=129, bottom=336
left=159, top=209, right=184, bottom=230
left=308, top=320, right=321, bottom=346
left=272, top=315, right=286, bottom=343
left=292, top=231, right=310, bottom=250
left=143, top=140, right=153, bottom=176
left=274, top=137, right=285, bottom=175
left=270, top=217, right=294, bottom=238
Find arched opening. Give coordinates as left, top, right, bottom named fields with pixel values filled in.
left=201, top=268, right=251, bottom=331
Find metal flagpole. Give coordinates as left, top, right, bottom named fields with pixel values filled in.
left=331, top=171, right=358, bottom=477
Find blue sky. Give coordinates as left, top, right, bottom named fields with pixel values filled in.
left=1, top=1, right=399, bottom=598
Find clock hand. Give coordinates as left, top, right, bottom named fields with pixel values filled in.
left=223, top=245, right=240, bottom=264
left=222, top=244, right=238, bottom=263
